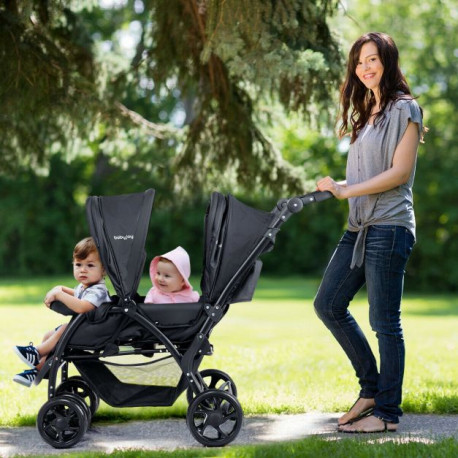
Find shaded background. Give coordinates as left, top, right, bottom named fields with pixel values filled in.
left=0, top=0, right=456, bottom=291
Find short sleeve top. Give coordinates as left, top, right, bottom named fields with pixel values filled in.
left=74, top=280, right=111, bottom=308
left=346, top=97, right=423, bottom=268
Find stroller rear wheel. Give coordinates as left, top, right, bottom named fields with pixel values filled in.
left=58, top=393, right=92, bottom=424
left=56, top=376, right=100, bottom=417
left=187, top=369, right=238, bottom=404
left=37, top=395, right=89, bottom=449
left=186, top=389, right=243, bottom=447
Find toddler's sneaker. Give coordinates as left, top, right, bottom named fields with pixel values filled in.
left=13, top=368, right=38, bottom=387
left=13, top=344, right=40, bottom=368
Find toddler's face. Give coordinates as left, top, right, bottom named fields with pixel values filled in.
left=73, top=252, right=105, bottom=288
left=155, top=260, right=185, bottom=294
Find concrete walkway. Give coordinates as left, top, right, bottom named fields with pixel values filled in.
left=0, top=413, right=457, bottom=457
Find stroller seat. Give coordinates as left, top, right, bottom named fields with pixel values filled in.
left=47, top=299, right=209, bottom=410
left=52, top=300, right=206, bottom=351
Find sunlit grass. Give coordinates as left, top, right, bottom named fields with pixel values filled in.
left=31, top=437, right=457, bottom=458
left=0, top=276, right=456, bottom=427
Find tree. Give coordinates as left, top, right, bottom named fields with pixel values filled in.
left=1, top=0, right=343, bottom=194
left=1, top=0, right=96, bottom=171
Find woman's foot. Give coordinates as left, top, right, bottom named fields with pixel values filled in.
left=339, top=414, right=397, bottom=433
left=338, top=397, right=376, bottom=426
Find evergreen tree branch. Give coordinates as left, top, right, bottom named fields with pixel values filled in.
left=114, top=102, right=178, bottom=139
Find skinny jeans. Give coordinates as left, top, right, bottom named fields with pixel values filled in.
left=314, top=225, right=415, bottom=423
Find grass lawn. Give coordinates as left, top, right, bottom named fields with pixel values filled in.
left=1, top=275, right=456, bottom=428
left=26, top=437, right=457, bottom=458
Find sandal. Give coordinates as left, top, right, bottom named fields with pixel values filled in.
left=339, top=414, right=397, bottom=433
left=338, top=397, right=375, bottom=426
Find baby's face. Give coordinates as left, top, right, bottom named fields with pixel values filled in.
left=155, top=260, right=185, bottom=294
left=73, top=252, right=105, bottom=288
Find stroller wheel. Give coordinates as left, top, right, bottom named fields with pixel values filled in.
left=37, top=395, right=89, bottom=449
left=186, top=389, right=243, bottom=447
left=187, top=369, right=238, bottom=404
left=56, top=377, right=100, bottom=417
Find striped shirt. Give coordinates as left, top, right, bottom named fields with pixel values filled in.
left=74, top=280, right=110, bottom=308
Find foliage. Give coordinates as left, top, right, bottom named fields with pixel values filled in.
left=0, top=156, right=87, bottom=275
left=0, top=0, right=98, bottom=172
left=1, top=0, right=456, bottom=290
left=150, top=0, right=343, bottom=193
left=0, top=151, right=342, bottom=279
left=0, top=0, right=343, bottom=194
left=258, top=121, right=349, bottom=274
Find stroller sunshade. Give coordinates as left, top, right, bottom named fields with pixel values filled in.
left=86, top=189, right=155, bottom=300
left=200, top=193, right=274, bottom=304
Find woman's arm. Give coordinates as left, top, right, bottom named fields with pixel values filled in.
left=317, top=121, right=419, bottom=199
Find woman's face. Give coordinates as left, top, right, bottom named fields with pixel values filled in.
left=355, top=41, right=384, bottom=94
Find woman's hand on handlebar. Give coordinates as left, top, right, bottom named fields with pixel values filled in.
left=316, top=177, right=348, bottom=200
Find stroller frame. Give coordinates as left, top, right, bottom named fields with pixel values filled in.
left=35, top=189, right=332, bottom=448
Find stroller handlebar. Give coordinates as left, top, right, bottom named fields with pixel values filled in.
left=278, top=190, right=333, bottom=214
left=299, top=190, right=334, bottom=204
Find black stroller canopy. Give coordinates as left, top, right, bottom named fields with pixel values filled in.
left=86, top=189, right=155, bottom=300
left=200, top=193, right=274, bottom=304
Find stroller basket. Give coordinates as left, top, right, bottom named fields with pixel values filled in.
left=36, top=188, right=332, bottom=449
left=73, top=356, right=187, bottom=408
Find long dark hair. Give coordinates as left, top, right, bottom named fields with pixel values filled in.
left=339, top=32, right=412, bottom=143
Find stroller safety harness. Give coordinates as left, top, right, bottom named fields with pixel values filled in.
left=35, top=189, right=332, bottom=448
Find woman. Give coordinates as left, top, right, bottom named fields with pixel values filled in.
left=315, top=32, right=424, bottom=433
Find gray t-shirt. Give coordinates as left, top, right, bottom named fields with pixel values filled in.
left=346, top=97, right=423, bottom=268
left=74, top=280, right=111, bottom=308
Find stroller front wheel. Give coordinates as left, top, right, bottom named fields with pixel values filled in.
left=37, top=395, right=89, bottom=448
left=186, top=389, right=243, bottom=447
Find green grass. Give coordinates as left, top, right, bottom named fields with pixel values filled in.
left=1, top=276, right=457, bottom=428
left=20, top=437, right=458, bottom=458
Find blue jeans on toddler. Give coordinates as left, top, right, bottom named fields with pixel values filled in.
left=314, top=225, right=415, bottom=424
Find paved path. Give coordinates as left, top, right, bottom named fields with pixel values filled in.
left=0, top=413, right=457, bottom=456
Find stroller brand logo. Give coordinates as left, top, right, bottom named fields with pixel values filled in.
left=113, top=235, right=134, bottom=240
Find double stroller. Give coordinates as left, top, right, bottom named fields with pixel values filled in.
left=35, top=188, right=331, bottom=448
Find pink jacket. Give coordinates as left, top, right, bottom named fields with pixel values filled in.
left=144, top=246, right=200, bottom=303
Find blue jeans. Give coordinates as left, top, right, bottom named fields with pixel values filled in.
left=314, top=225, right=415, bottom=423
